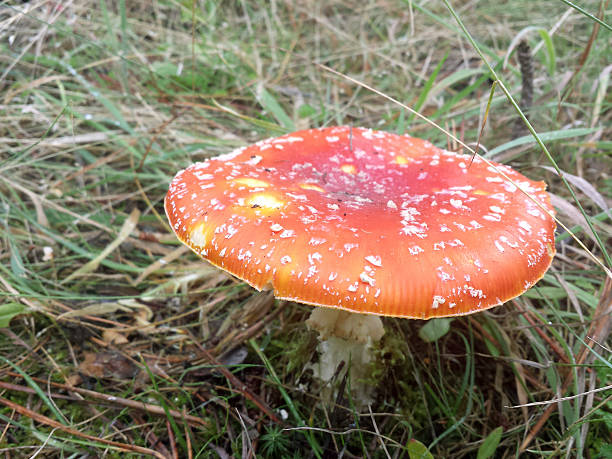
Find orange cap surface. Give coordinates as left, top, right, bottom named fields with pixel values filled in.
left=165, top=126, right=555, bottom=319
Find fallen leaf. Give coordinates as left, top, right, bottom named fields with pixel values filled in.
left=102, top=329, right=129, bottom=345
left=79, top=351, right=138, bottom=379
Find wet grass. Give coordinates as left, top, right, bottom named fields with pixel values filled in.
left=0, top=1, right=610, bottom=457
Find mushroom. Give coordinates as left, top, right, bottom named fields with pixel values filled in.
left=165, top=126, right=556, bottom=400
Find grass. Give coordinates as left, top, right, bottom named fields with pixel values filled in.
left=0, top=0, right=611, bottom=457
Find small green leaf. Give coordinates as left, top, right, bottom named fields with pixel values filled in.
left=0, top=303, right=27, bottom=328
left=9, top=239, right=26, bottom=278
left=537, top=29, right=556, bottom=76
left=419, top=318, right=453, bottom=343
left=477, top=427, right=503, bottom=459
left=257, top=88, right=295, bottom=131
left=297, top=104, right=316, bottom=118
left=407, top=439, right=434, bottom=459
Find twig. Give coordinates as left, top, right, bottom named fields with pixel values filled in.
left=512, top=40, right=534, bottom=139
left=184, top=330, right=282, bottom=424
left=167, top=419, right=179, bottom=459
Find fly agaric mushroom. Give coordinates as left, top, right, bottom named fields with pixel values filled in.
left=165, top=126, right=555, bottom=397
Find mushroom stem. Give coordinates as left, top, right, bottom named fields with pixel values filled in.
left=306, top=308, right=384, bottom=343
left=306, top=308, right=384, bottom=404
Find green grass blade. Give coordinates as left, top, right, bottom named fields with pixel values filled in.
left=486, top=128, right=597, bottom=158
left=537, top=28, right=556, bottom=75
left=257, top=88, right=295, bottom=131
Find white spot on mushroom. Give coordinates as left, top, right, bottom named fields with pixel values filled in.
left=527, top=208, right=543, bottom=217
left=400, top=207, right=420, bottom=221
left=494, top=240, right=505, bottom=253
left=359, top=272, right=375, bottom=286
left=344, top=243, right=358, bottom=252
left=308, top=253, right=322, bottom=264
left=518, top=220, right=532, bottom=233
left=450, top=199, right=463, bottom=209
left=400, top=223, right=428, bottom=237
left=354, top=149, right=367, bottom=159
left=409, top=246, right=424, bottom=255
left=326, top=136, right=339, bottom=142
left=432, top=295, right=445, bottom=309
left=365, top=255, right=382, bottom=267
left=500, top=235, right=519, bottom=248
left=387, top=200, right=397, bottom=209
left=245, top=155, right=263, bottom=165
left=273, top=136, right=304, bottom=144
left=280, top=255, right=292, bottom=264
left=279, top=230, right=295, bottom=238
left=329, top=272, right=338, bottom=281
left=270, top=223, right=283, bottom=232
left=347, top=283, right=358, bottom=292
left=490, top=193, right=509, bottom=202
left=436, top=267, right=454, bottom=281
left=309, top=237, right=327, bottom=246
left=503, top=183, right=517, bottom=193
left=194, top=172, right=213, bottom=180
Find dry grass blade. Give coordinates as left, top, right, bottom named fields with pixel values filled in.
left=542, top=166, right=610, bottom=213
left=62, top=208, right=140, bottom=283
left=508, top=384, right=612, bottom=408
left=549, top=193, right=599, bottom=245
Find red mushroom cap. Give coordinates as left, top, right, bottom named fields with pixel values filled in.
left=165, top=126, right=555, bottom=319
